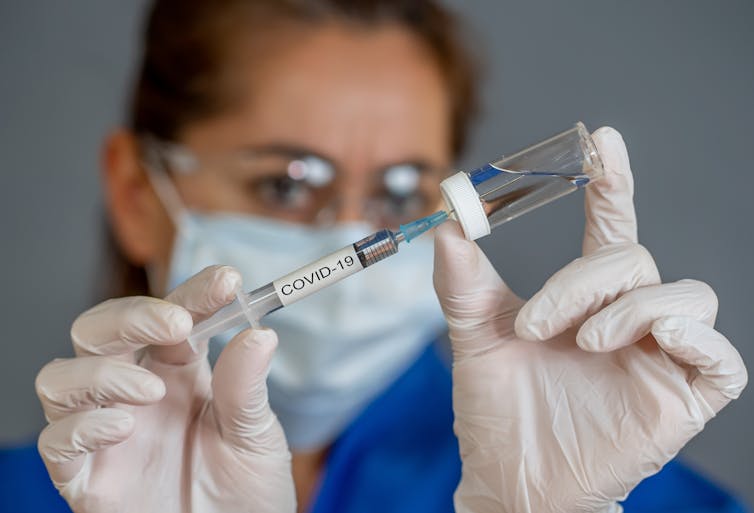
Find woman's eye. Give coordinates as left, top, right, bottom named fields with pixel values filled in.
left=252, top=176, right=313, bottom=209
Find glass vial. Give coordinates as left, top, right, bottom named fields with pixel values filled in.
left=440, top=122, right=604, bottom=240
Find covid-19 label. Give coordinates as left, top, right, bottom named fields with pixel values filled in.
left=272, top=245, right=364, bottom=306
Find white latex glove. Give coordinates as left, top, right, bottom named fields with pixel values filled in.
left=434, top=127, right=747, bottom=513
left=35, top=265, right=296, bottom=513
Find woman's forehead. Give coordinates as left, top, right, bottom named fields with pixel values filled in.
left=182, top=24, right=453, bottom=173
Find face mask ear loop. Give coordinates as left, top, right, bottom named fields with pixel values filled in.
left=140, top=147, right=193, bottom=297
left=143, top=164, right=189, bottom=231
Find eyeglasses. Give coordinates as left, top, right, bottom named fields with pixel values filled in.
left=140, top=136, right=447, bottom=228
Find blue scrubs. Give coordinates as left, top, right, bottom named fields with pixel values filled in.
left=1, top=343, right=748, bottom=513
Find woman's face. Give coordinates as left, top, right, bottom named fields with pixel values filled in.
left=107, top=22, right=453, bottom=275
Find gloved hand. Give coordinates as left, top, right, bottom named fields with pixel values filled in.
left=35, top=265, right=296, bottom=513
left=434, top=127, right=747, bottom=513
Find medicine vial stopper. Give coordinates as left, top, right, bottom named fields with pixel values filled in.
left=440, top=171, right=491, bottom=241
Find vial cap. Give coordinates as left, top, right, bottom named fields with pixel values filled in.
left=440, top=171, right=491, bottom=241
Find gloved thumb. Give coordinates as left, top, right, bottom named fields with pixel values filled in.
left=211, top=328, right=288, bottom=454
left=433, top=221, right=523, bottom=358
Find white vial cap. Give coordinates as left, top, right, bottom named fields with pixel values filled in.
left=440, top=171, right=491, bottom=241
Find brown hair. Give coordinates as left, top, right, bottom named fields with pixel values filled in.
left=110, top=0, right=480, bottom=298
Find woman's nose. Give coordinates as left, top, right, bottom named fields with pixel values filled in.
left=333, top=194, right=367, bottom=223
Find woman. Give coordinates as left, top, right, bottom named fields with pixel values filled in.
left=27, top=0, right=748, bottom=512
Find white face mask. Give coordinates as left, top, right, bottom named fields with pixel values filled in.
left=166, top=210, right=445, bottom=450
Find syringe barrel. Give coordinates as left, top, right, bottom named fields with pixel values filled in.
left=186, top=229, right=401, bottom=350
left=187, top=283, right=281, bottom=350
left=272, top=244, right=364, bottom=306
left=270, top=229, right=399, bottom=306
left=188, top=301, right=244, bottom=349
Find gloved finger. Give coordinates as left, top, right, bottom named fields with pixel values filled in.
left=652, top=316, right=747, bottom=419
left=211, top=328, right=288, bottom=454
left=38, top=408, right=134, bottom=486
left=36, top=356, right=165, bottom=421
left=150, top=265, right=242, bottom=364
left=515, top=242, right=660, bottom=341
left=582, top=127, right=638, bottom=256
left=165, top=265, right=242, bottom=321
left=576, top=279, right=717, bottom=352
left=433, top=221, right=524, bottom=358
left=71, top=296, right=193, bottom=358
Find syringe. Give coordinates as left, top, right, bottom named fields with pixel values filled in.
left=187, top=210, right=449, bottom=351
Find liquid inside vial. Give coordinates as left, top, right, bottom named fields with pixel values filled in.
left=470, top=164, right=591, bottom=229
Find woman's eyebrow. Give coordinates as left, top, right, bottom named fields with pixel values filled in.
left=237, top=142, right=334, bottom=163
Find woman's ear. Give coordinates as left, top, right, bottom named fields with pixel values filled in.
left=101, top=130, right=174, bottom=267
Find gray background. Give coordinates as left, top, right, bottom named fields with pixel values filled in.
left=1, top=0, right=752, bottom=505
